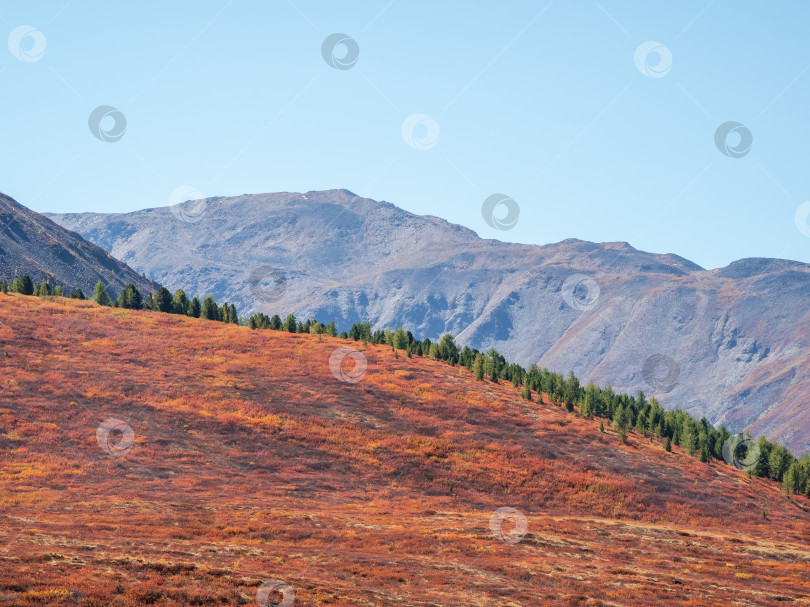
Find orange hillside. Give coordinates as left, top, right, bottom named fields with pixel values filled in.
left=1, top=293, right=809, bottom=606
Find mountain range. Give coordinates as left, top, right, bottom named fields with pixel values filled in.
left=43, top=189, right=810, bottom=454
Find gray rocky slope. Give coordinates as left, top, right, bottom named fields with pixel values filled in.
left=0, top=193, right=156, bottom=297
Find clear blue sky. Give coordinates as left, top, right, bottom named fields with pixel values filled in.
left=2, top=1, right=810, bottom=270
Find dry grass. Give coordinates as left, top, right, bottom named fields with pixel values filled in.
left=0, top=293, right=809, bottom=606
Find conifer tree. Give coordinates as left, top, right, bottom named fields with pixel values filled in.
left=116, top=284, right=142, bottom=309
left=783, top=461, right=805, bottom=496
left=151, top=286, right=173, bottom=313
left=187, top=296, right=201, bottom=318
left=92, top=280, right=111, bottom=306
left=20, top=275, right=34, bottom=296
left=172, top=289, right=190, bottom=315
left=200, top=296, right=218, bottom=320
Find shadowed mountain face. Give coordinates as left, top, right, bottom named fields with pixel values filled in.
left=0, top=193, right=156, bottom=297
left=47, top=189, right=810, bottom=454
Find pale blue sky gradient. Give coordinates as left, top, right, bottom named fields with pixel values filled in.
left=2, top=1, right=810, bottom=269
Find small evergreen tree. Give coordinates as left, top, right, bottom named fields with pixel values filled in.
left=200, top=296, right=218, bottom=320
left=665, top=437, right=672, bottom=452
left=228, top=304, right=238, bottom=324
left=768, top=445, right=792, bottom=482
left=392, top=327, right=409, bottom=350
left=187, top=296, right=201, bottom=318
left=172, top=289, right=190, bottom=315
left=116, top=284, right=143, bottom=309
left=53, top=285, right=63, bottom=296
left=783, top=461, right=804, bottom=496
left=92, top=280, right=111, bottom=306
left=150, top=287, right=173, bottom=313
left=473, top=354, right=484, bottom=381
left=269, top=314, right=282, bottom=330
left=20, top=275, right=34, bottom=296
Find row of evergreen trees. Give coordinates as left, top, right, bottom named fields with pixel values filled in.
left=1, top=275, right=238, bottom=324
left=250, top=315, right=810, bottom=498
left=0, top=275, right=84, bottom=299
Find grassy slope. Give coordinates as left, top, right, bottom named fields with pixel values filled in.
left=0, top=293, right=809, bottom=606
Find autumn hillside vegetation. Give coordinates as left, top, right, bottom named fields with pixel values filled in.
left=1, top=293, right=809, bottom=606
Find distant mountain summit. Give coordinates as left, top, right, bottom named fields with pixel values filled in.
left=0, top=192, right=156, bottom=296
left=47, top=189, right=810, bottom=454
